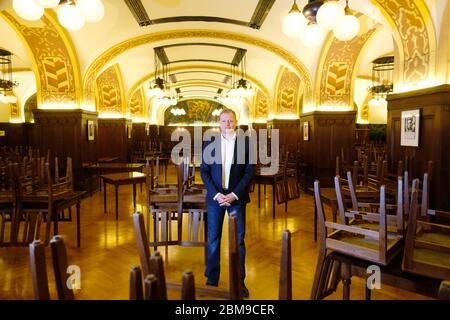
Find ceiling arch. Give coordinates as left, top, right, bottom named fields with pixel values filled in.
left=82, top=29, right=313, bottom=108
left=370, top=0, right=437, bottom=89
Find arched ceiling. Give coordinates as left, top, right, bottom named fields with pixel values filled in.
left=0, top=0, right=447, bottom=118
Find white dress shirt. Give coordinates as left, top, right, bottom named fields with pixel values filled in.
left=213, top=132, right=239, bottom=202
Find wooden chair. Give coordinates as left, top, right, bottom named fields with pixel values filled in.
left=132, top=210, right=241, bottom=299
left=311, top=179, right=404, bottom=300
left=345, top=171, right=404, bottom=235
left=29, top=235, right=75, bottom=300
left=0, top=162, right=18, bottom=246
left=278, top=229, right=292, bottom=300
left=402, top=186, right=450, bottom=280
left=311, top=177, right=402, bottom=299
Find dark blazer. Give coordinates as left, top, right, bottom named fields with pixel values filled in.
left=200, top=132, right=255, bottom=206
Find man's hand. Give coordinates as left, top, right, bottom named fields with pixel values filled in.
left=215, top=193, right=228, bottom=206
left=223, top=193, right=237, bottom=205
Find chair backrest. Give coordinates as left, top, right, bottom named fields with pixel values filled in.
left=29, top=235, right=75, bottom=300
left=129, top=265, right=144, bottom=300
left=132, top=212, right=151, bottom=276
left=149, top=251, right=167, bottom=300
left=228, top=213, right=243, bottom=300
left=50, top=235, right=75, bottom=300
left=144, top=274, right=159, bottom=300
left=278, top=229, right=292, bottom=300
left=29, top=239, right=51, bottom=300
left=181, top=270, right=196, bottom=300
left=402, top=187, right=450, bottom=280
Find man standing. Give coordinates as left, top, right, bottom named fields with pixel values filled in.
left=200, top=109, right=255, bottom=298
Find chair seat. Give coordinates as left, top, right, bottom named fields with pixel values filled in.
left=327, top=230, right=403, bottom=265
left=354, top=221, right=399, bottom=234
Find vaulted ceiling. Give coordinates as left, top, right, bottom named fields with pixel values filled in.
left=1, top=0, right=449, bottom=123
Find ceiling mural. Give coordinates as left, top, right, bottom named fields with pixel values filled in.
left=164, top=99, right=225, bottom=125
left=274, top=66, right=301, bottom=116
left=0, top=11, right=80, bottom=108
left=373, top=0, right=436, bottom=85
left=95, top=65, right=124, bottom=116
left=317, top=16, right=379, bottom=107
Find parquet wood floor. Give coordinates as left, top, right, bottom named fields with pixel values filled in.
left=0, top=167, right=431, bottom=300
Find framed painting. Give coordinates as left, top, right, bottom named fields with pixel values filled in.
left=303, top=121, right=309, bottom=141
left=87, top=120, right=95, bottom=141
left=400, top=109, right=420, bottom=147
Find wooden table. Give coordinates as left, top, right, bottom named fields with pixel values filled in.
left=100, top=172, right=146, bottom=220
left=53, top=191, right=86, bottom=248
left=253, top=170, right=287, bottom=219
left=98, top=157, right=119, bottom=163
left=83, top=163, right=145, bottom=194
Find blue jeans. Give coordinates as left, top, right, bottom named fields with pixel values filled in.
left=205, top=203, right=246, bottom=284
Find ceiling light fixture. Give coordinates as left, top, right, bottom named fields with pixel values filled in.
left=0, top=49, right=19, bottom=104
left=227, top=53, right=255, bottom=98
left=12, top=0, right=105, bottom=31
left=368, top=56, right=394, bottom=106
left=282, top=0, right=360, bottom=46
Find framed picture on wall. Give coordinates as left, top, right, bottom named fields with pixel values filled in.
left=401, top=109, right=420, bottom=147
left=87, top=120, right=95, bottom=141
left=127, top=124, right=132, bottom=139
left=303, top=121, right=309, bottom=141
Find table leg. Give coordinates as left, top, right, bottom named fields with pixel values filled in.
left=76, top=200, right=80, bottom=248
left=133, top=183, right=137, bottom=210
left=165, top=162, right=168, bottom=184
left=115, top=185, right=119, bottom=220
left=365, top=283, right=372, bottom=300
left=258, top=183, right=260, bottom=208
left=103, top=180, right=107, bottom=214
left=272, top=184, right=276, bottom=219
left=53, top=208, right=59, bottom=236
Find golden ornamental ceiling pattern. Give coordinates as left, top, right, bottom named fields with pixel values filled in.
left=129, top=88, right=144, bottom=118
left=254, top=89, right=269, bottom=120
left=319, top=25, right=377, bottom=107
left=275, top=66, right=301, bottom=116
left=374, top=0, right=433, bottom=83
left=82, top=30, right=313, bottom=107
left=95, top=65, right=123, bottom=115
left=1, top=12, right=79, bottom=107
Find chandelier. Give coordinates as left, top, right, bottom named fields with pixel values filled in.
left=368, top=56, right=394, bottom=107
left=170, top=107, right=186, bottom=116
left=227, top=53, right=255, bottom=98
left=0, top=49, right=18, bottom=104
left=211, top=108, right=223, bottom=117
left=146, top=50, right=178, bottom=107
left=12, top=0, right=105, bottom=31
left=282, top=0, right=360, bottom=47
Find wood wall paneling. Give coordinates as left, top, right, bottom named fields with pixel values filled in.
left=387, top=84, right=450, bottom=210
left=33, top=109, right=98, bottom=191
left=97, top=118, right=131, bottom=163
left=300, top=111, right=357, bottom=187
